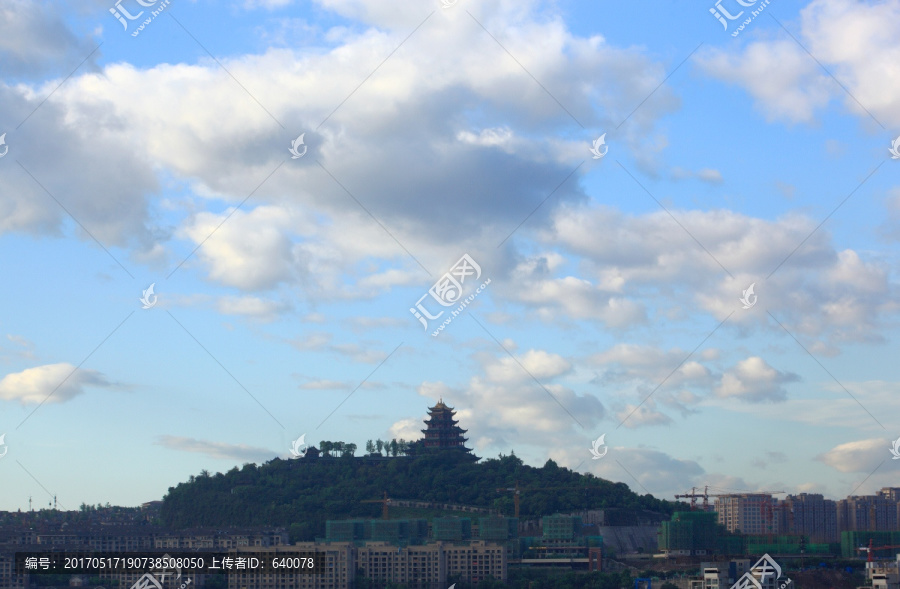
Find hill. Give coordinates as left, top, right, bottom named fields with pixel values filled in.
left=160, top=450, right=677, bottom=541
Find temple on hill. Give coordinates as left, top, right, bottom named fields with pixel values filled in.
left=421, top=399, right=473, bottom=454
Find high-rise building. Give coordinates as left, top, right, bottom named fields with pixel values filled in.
left=783, top=493, right=838, bottom=542
left=658, top=511, right=719, bottom=556
left=879, top=488, right=900, bottom=502
left=714, top=495, right=779, bottom=535
left=837, top=495, right=898, bottom=532
left=421, top=399, right=472, bottom=452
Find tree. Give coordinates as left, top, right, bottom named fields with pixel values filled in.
left=366, top=440, right=375, bottom=454
left=376, top=439, right=384, bottom=453
left=319, top=441, right=332, bottom=457
left=343, top=443, right=357, bottom=457
left=389, top=439, right=399, bottom=457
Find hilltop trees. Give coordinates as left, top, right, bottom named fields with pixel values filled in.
left=160, top=445, right=675, bottom=540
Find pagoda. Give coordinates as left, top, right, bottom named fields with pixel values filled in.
left=421, top=398, right=472, bottom=453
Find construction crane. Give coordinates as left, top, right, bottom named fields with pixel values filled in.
left=361, top=491, right=392, bottom=520
left=674, top=486, right=785, bottom=512
left=674, top=486, right=709, bottom=511
left=495, top=481, right=610, bottom=518
left=856, top=538, right=900, bottom=563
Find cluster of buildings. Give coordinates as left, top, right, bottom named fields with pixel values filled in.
left=710, top=488, right=900, bottom=541
left=0, top=525, right=291, bottom=588
left=0, top=512, right=610, bottom=588
left=659, top=487, right=900, bottom=559
left=8, top=403, right=900, bottom=587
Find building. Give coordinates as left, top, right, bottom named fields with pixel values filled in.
left=714, top=494, right=779, bottom=535
left=421, top=399, right=472, bottom=452
left=696, top=560, right=752, bottom=588
left=866, top=554, right=900, bottom=589
left=838, top=495, right=898, bottom=532
left=783, top=493, right=838, bottom=542
left=227, top=543, right=354, bottom=589
left=516, top=514, right=602, bottom=564
left=658, top=511, right=719, bottom=556
left=0, top=552, right=26, bottom=589
left=225, top=540, right=506, bottom=588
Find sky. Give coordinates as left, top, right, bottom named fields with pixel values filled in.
left=0, top=0, right=899, bottom=513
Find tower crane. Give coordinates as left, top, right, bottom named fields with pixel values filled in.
left=674, top=486, right=785, bottom=512
left=857, top=538, right=900, bottom=563
left=361, top=491, right=392, bottom=520
left=495, top=481, right=611, bottom=518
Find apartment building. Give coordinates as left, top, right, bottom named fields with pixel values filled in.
left=714, top=494, right=779, bottom=535
left=838, top=495, right=898, bottom=532
left=226, top=539, right=506, bottom=589
left=782, top=493, right=838, bottom=542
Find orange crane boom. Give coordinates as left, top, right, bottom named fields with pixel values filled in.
left=674, top=486, right=785, bottom=511
left=495, top=481, right=611, bottom=518
left=857, top=539, right=900, bottom=563
left=361, top=491, right=392, bottom=520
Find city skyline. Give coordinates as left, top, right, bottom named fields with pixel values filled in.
left=1, top=0, right=900, bottom=513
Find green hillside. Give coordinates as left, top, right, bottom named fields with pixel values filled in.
left=161, top=449, right=676, bottom=541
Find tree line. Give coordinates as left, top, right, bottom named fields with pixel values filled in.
left=313, top=438, right=418, bottom=457
left=161, top=450, right=676, bottom=541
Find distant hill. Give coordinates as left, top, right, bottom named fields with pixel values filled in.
left=161, top=450, right=676, bottom=541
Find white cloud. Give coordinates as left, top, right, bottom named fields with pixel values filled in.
left=0, top=363, right=116, bottom=405
left=299, top=379, right=347, bottom=390
left=388, top=417, right=424, bottom=441
left=156, top=435, right=275, bottom=462
left=696, top=40, right=830, bottom=124
left=0, top=0, right=682, bottom=301
left=0, top=0, right=98, bottom=77
left=217, top=295, right=291, bottom=320
left=672, top=167, right=724, bottom=184
left=484, top=349, right=572, bottom=383
left=715, top=356, right=799, bottom=403
left=179, top=205, right=314, bottom=291
left=572, top=446, right=706, bottom=496
left=615, top=402, right=673, bottom=429
left=542, top=203, right=896, bottom=345
left=406, top=345, right=604, bottom=456
left=697, top=0, right=900, bottom=127
left=817, top=438, right=886, bottom=473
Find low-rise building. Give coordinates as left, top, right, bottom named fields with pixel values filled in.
left=225, top=539, right=506, bottom=588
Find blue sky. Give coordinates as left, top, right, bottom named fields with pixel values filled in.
left=1, top=0, right=899, bottom=513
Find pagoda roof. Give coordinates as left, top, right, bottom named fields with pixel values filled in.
left=429, top=397, right=455, bottom=411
